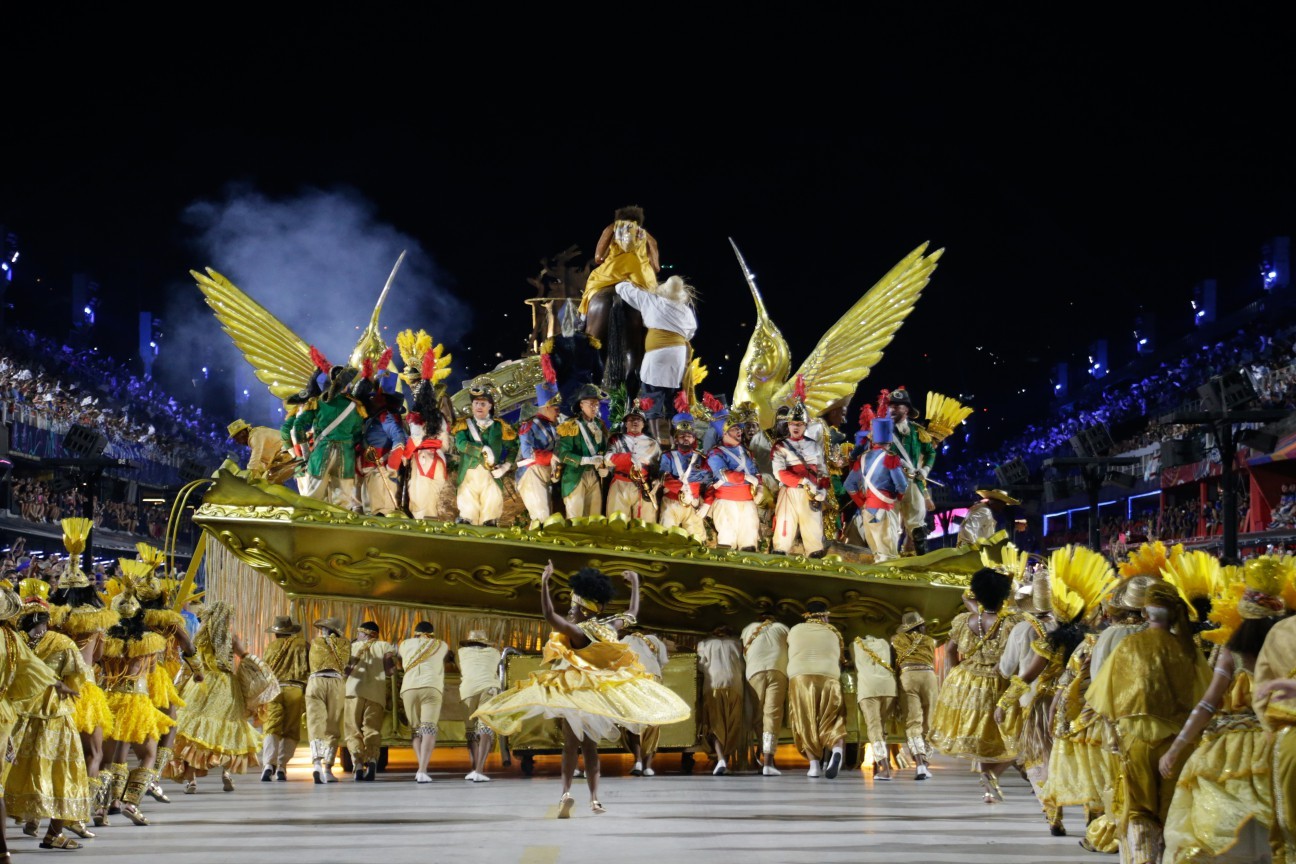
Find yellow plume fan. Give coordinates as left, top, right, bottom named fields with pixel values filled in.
left=924, top=392, right=974, bottom=443
left=396, top=329, right=429, bottom=370
left=117, top=559, right=154, bottom=581
left=430, top=343, right=453, bottom=385
left=981, top=542, right=1029, bottom=582
left=688, top=357, right=708, bottom=390
left=1117, top=541, right=1170, bottom=578
left=1049, top=545, right=1116, bottom=623
left=60, top=517, right=93, bottom=557
left=1161, top=549, right=1223, bottom=603
left=136, top=542, right=165, bottom=570
left=17, top=577, right=49, bottom=602
left=1204, top=568, right=1246, bottom=646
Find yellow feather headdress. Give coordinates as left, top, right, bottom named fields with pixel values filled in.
left=1048, top=545, right=1116, bottom=623
left=980, top=542, right=1032, bottom=587
left=924, top=392, right=973, bottom=443
left=1160, top=548, right=1224, bottom=621
left=59, top=517, right=94, bottom=589
left=136, top=542, right=166, bottom=571
left=396, top=329, right=453, bottom=386
left=1204, top=565, right=1246, bottom=646
left=1117, top=541, right=1171, bottom=579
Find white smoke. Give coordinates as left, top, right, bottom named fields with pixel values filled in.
left=163, top=184, right=470, bottom=427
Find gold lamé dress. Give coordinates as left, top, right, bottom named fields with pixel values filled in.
left=1162, top=650, right=1276, bottom=863
left=0, top=628, right=61, bottom=797
left=170, top=646, right=261, bottom=775
left=1044, top=634, right=1108, bottom=808
left=471, top=619, right=690, bottom=742
left=578, top=220, right=658, bottom=315
left=929, top=610, right=1021, bottom=762
left=3, top=631, right=91, bottom=823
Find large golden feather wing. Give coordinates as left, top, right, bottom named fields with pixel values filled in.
left=770, top=243, right=942, bottom=416
left=191, top=267, right=318, bottom=400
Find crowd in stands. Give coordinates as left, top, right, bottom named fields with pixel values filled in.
left=0, top=327, right=228, bottom=465
left=6, top=478, right=170, bottom=538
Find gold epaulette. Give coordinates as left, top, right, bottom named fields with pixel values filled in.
left=501, top=422, right=518, bottom=441
left=55, top=607, right=120, bottom=636
left=103, top=637, right=125, bottom=658
left=127, top=631, right=168, bottom=658
left=303, top=398, right=318, bottom=411
left=451, top=419, right=468, bottom=433
left=144, top=609, right=186, bottom=633
left=557, top=419, right=579, bottom=437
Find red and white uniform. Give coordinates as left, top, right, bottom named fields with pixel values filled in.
left=606, top=431, right=662, bottom=523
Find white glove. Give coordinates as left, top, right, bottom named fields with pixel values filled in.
left=581, top=456, right=602, bottom=467
left=744, top=474, right=760, bottom=488
left=490, top=465, right=508, bottom=480
left=697, top=502, right=712, bottom=520
left=481, top=446, right=496, bottom=468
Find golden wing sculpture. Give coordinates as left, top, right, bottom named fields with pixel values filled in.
left=731, top=239, right=942, bottom=429
left=191, top=267, right=318, bottom=400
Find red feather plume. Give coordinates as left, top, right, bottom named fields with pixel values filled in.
left=876, top=388, right=891, bottom=416
left=407, top=411, right=424, bottom=426
left=361, top=357, right=374, bottom=380
left=539, top=352, right=557, bottom=385
left=377, top=347, right=393, bottom=373
left=858, top=404, right=876, bottom=431
left=794, top=374, right=806, bottom=401
left=309, top=346, right=332, bottom=375
left=639, top=397, right=655, bottom=412
left=421, top=349, right=437, bottom=381
left=702, top=392, right=723, bottom=412
left=674, top=390, right=691, bottom=414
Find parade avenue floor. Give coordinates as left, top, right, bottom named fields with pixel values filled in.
left=20, top=751, right=1102, bottom=863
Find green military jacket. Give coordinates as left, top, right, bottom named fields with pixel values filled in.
left=299, top=395, right=367, bottom=479
left=555, top=416, right=608, bottom=499
left=889, top=421, right=936, bottom=493
left=452, top=417, right=517, bottom=487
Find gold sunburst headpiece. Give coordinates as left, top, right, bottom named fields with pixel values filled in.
left=1238, top=555, right=1294, bottom=620
left=925, top=392, right=973, bottom=443
left=1204, top=564, right=1247, bottom=646
left=980, top=542, right=1031, bottom=583
left=1118, top=541, right=1171, bottom=579
left=58, top=517, right=94, bottom=589
left=1048, top=545, right=1116, bottom=623
left=1160, top=547, right=1223, bottom=621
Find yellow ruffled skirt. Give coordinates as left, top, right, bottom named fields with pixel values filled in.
left=929, top=666, right=1018, bottom=762
left=72, top=681, right=115, bottom=737
left=148, top=663, right=186, bottom=711
left=1163, top=720, right=1274, bottom=863
left=4, top=693, right=92, bottom=822
left=105, top=692, right=175, bottom=744
left=1043, top=717, right=1109, bottom=808
left=170, top=669, right=260, bottom=775
left=472, top=663, right=690, bottom=743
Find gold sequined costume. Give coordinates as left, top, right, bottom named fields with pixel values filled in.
left=929, top=609, right=1021, bottom=761
left=171, top=645, right=261, bottom=775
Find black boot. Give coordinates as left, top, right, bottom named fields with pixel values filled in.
left=911, top=527, right=929, bottom=556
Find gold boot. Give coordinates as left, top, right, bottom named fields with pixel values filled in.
left=148, top=746, right=173, bottom=803
left=121, top=767, right=151, bottom=826
left=108, top=762, right=129, bottom=814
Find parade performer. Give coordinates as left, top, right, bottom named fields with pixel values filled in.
left=605, top=398, right=662, bottom=524
left=1255, top=604, right=1296, bottom=862
left=453, top=384, right=517, bottom=526
left=99, top=566, right=175, bottom=826
left=741, top=611, right=790, bottom=776
left=612, top=274, right=697, bottom=444
left=851, top=628, right=897, bottom=781
left=929, top=568, right=1022, bottom=803
left=958, top=489, right=1020, bottom=548
left=995, top=563, right=1055, bottom=787
left=620, top=625, right=669, bottom=777
left=555, top=384, right=610, bottom=519
left=891, top=611, right=938, bottom=780
left=404, top=411, right=450, bottom=520
left=696, top=625, right=744, bottom=776
left=305, top=616, right=349, bottom=784
left=0, top=588, right=68, bottom=856
left=1086, top=580, right=1211, bottom=864
left=771, top=398, right=829, bottom=558
left=659, top=407, right=712, bottom=544
left=578, top=205, right=660, bottom=315
left=516, top=362, right=563, bottom=526
left=844, top=406, right=908, bottom=562
left=170, top=600, right=265, bottom=794
left=259, top=615, right=307, bottom=782
left=456, top=629, right=502, bottom=783
left=353, top=353, right=408, bottom=516
left=885, top=387, right=936, bottom=555
left=47, top=517, right=118, bottom=825
left=706, top=415, right=762, bottom=551
left=471, top=563, right=689, bottom=817
left=786, top=601, right=846, bottom=778
left=343, top=621, right=392, bottom=782
left=227, top=418, right=286, bottom=482
left=1161, top=555, right=1292, bottom=863
left=389, top=621, right=449, bottom=784
left=6, top=597, right=92, bottom=847
left=299, top=356, right=368, bottom=510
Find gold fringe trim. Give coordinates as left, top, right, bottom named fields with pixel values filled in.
left=52, top=607, right=119, bottom=636
left=126, top=632, right=168, bottom=657
left=102, top=638, right=125, bottom=658
left=144, top=609, right=186, bottom=632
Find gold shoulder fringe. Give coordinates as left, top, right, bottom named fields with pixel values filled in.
left=451, top=419, right=468, bottom=433
left=127, top=632, right=168, bottom=657
left=144, top=609, right=186, bottom=632
left=55, top=607, right=120, bottom=636
left=501, top=422, right=518, bottom=441
left=558, top=420, right=579, bottom=436
left=103, top=637, right=125, bottom=658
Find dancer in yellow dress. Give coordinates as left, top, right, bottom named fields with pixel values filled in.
left=929, top=567, right=1022, bottom=803
left=472, top=562, right=690, bottom=817
left=578, top=205, right=660, bottom=315
left=48, top=521, right=119, bottom=829
left=170, top=600, right=265, bottom=793
left=1159, top=556, right=1292, bottom=863
left=5, top=597, right=93, bottom=848
left=136, top=543, right=195, bottom=805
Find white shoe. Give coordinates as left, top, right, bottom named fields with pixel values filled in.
left=465, top=771, right=479, bottom=781
left=415, top=772, right=431, bottom=783
left=712, top=761, right=728, bottom=776
left=643, top=767, right=655, bottom=777
left=762, top=764, right=782, bottom=776
left=916, top=764, right=932, bottom=780
left=630, top=761, right=643, bottom=777
left=473, top=773, right=491, bottom=782
left=807, top=760, right=822, bottom=778
left=824, top=750, right=843, bottom=779
left=322, top=767, right=338, bottom=784
left=573, top=768, right=585, bottom=779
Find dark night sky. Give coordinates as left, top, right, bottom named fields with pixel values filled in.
left=2, top=28, right=1289, bottom=458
